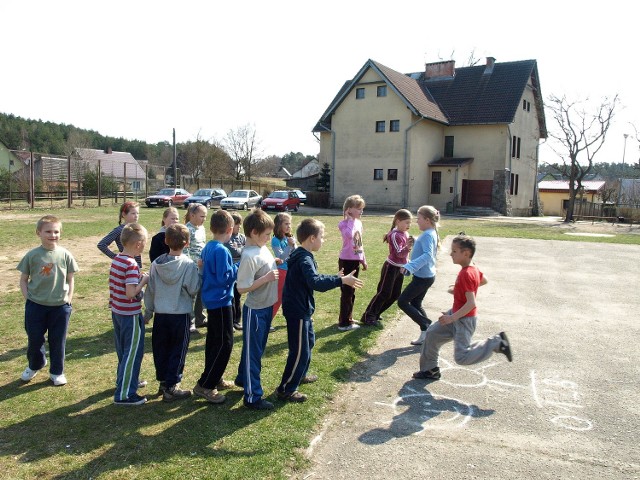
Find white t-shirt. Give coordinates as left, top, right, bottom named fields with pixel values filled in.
left=237, top=245, right=278, bottom=309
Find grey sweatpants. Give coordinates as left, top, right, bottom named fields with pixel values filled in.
left=419, top=313, right=502, bottom=371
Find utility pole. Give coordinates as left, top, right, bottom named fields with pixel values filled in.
left=616, top=133, right=629, bottom=206
left=173, top=128, right=177, bottom=187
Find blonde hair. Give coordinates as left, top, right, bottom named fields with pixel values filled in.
left=184, top=203, right=207, bottom=224
left=343, top=194, right=365, bottom=212
left=36, top=215, right=60, bottom=232
left=120, top=223, right=147, bottom=246
left=161, top=207, right=179, bottom=226
left=383, top=209, right=412, bottom=243
left=417, top=205, right=441, bottom=248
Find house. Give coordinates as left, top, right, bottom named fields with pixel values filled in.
left=538, top=180, right=605, bottom=216
left=274, top=166, right=292, bottom=179
left=0, top=138, right=20, bottom=172
left=290, top=159, right=320, bottom=178
left=312, top=57, right=547, bottom=215
left=74, top=147, right=146, bottom=192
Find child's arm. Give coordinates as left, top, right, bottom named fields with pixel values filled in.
left=66, top=272, right=75, bottom=304
left=237, top=269, right=278, bottom=294
left=341, top=270, right=363, bottom=289
left=19, top=273, right=29, bottom=300
left=97, top=227, right=119, bottom=259
left=439, top=291, right=476, bottom=325
left=126, top=273, right=148, bottom=299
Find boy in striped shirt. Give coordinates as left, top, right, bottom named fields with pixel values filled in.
left=109, top=223, right=149, bottom=406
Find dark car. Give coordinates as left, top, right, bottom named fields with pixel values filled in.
left=261, top=190, right=301, bottom=212
left=145, top=188, right=191, bottom=207
left=183, top=188, right=227, bottom=209
left=220, top=189, right=263, bottom=210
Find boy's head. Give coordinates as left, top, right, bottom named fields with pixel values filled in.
left=297, top=218, right=325, bottom=252
left=36, top=215, right=61, bottom=249
left=165, top=224, right=190, bottom=252
left=243, top=209, right=274, bottom=246
left=120, top=223, right=148, bottom=252
left=451, top=234, right=476, bottom=264
left=210, top=210, right=234, bottom=240
left=230, top=212, right=243, bottom=234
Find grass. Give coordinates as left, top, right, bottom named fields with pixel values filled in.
left=1, top=206, right=639, bottom=479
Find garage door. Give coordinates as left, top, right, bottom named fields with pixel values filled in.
left=461, top=180, right=493, bottom=207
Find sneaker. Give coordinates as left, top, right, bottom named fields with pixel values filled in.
left=114, top=394, right=147, bottom=406
left=410, top=330, right=428, bottom=345
left=269, top=325, right=276, bottom=332
left=50, top=373, right=67, bottom=386
left=157, top=381, right=167, bottom=396
left=277, top=390, right=307, bottom=402
left=301, top=374, right=318, bottom=384
left=233, top=322, right=243, bottom=331
left=243, top=398, right=274, bottom=410
left=163, top=384, right=192, bottom=402
left=138, top=380, right=148, bottom=388
left=216, top=379, right=236, bottom=390
left=498, top=332, right=513, bottom=362
left=412, top=367, right=441, bottom=380
left=195, top=319, right=208, bottom=328
left=337, top=323, right=360, bottom=331
left=362, top=319, right=382, bottom=327
left=189, top=325, right=197, bottom=333
left=193, top=383, right=226, bottom=404
left=20, top=367, right=39, bottom=382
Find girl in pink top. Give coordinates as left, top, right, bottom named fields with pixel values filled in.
left=337, top=195, right=367, bottom=331
left=360, top=209, right=413, bottom=326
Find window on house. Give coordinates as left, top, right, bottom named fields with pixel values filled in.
left=374, top=169, right=383, bottom=180
left=377, top=85, right=387, bottom=97
left=510, top=173, right=519, bottom=195
left=527, top=101, right=531, bottom=112
left=562, top=199, right=569, bottom=210
left=444, top=136, right=454, bottom=157
left=388, top=169, right=398, bottom=180
left=131, top=180, right=141, bottom=191
left=516, top=137, right=521, bottom=159
left=523, top=100, right=526, bottom=110
left=431, top=171, right=442, bottom=194
left=390, top=120, right=400, bottom=132
left=356, top=88, right=365, bottom=99
left=512, top=135, right=517, bottom=158
left=376, top=121, right=385, bottom=133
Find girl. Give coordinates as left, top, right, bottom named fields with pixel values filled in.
left=337, top=195, right=367, bottom=331
left=271, top=212, right=296, bottom=320
left=97, top=201, right=143, bottom=268
left=398, top=205, right=440, bottom=345
left=360, top=209, right=413, bottom=327
left=149, top=207, right=180, bottom=263
left=184, top=203, right=208, bottom=331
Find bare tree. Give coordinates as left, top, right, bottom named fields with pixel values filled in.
left=546, top=94, right=619, bottom=222
left=224, top=124, right=262, bottom=180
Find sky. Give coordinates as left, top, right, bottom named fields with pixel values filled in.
left=1, top=1, right=638, bottom=166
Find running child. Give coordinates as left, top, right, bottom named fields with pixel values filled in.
left=98, top=201, right=143, bottom=268
left=184, top=203, right=208, bottom=331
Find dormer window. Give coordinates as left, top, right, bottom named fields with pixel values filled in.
left=377, top=85, right=387, bottom=97
left=356, top=88, right=365, bottom=99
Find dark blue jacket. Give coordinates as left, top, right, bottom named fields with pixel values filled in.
left=282, top=247, right=342, bottom=320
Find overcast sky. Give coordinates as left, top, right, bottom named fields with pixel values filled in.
left=1, top=1, right=637, bottom=166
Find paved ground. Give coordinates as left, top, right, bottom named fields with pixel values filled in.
left=297, top=235, right=640, bottom=479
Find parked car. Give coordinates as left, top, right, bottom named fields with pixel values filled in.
left=261, top=190, right=301, bottom=212
left=293, top=189, right=307, bottom=203
left=220, top=189, right=262, bottom=210
left=183, top=188, right=227, bottom=209
left=145, top=188, right=191, bottom=207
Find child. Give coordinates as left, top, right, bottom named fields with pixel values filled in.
left=223, top=212, right=246, bottom=331
left=149, top=206, right=180, bottom=263
left=98, top=201, right=143, bottom=268
left=413, top=234, right=513, bottom=381
left=17, top=215, right=79, bottom=386
left=271, top=212, right=296, bottom=320
left=184, top=203, right=208, bottom=331
left=360, top=209, right=413, bottom=327
left=399, top=205, right=440, bottom=346
left=193, top=210, right=239, bottom=405
left=337, top=194, right=367, bottom=331
left=233, top=209, right=279, bottom=410
left=109, top=223, right=149, bottom=405
left=277, top=219, right=363, bottom=402
left=144, top=224, right=200, bottom=402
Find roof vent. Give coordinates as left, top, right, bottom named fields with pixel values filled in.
left=484, top=57, right=496, bottom=75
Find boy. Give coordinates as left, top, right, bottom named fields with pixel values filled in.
left=109, top=223, right=149, bottom=405
left=413, top=234, right=512, bottom=381
left=144, top=224, right=200, bottom=402
left=277, top=218, right=363, bottom=402
left=17, top=215, right=79, bottom=386
left=223, top=212, right=246, bottom=331
left=193, top=210, right=239, bottom=405
left=234, top=209, right=279, bottom=410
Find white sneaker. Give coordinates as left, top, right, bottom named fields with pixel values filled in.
left=410, top=330, right=428, bottom=345
left=50, top=373, right=67, bottom=386
left=21, top=367, right=38, bottom=382
left=337, top=323, right=360, bottom=332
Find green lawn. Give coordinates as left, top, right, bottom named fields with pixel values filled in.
left=0, top=206, right=638, bottom=479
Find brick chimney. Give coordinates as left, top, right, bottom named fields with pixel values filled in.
left=483, top=57, right=496, bottom=75
left=424, top=60, right=455, bottom=80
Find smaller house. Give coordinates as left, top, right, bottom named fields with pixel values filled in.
left=290, top=159, right=320, bottom=178
left=274, top=166, right=292, bottom=179
left=538, top=180, right=605, bottom=216
left=75, top=147, right=146, bottom=192
left=0, top=138, right=21, bottom=172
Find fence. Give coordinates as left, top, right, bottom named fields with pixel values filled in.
left=571, top=200, right=640, bottom=223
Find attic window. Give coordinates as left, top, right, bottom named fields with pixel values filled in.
left=377, top=85, right=387, bottom=97
left=356, top=88, right=365, bottom=99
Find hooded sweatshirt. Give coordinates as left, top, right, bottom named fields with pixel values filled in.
left=282, top=247, right=342, bottom=320
left=144, top=254, right=200, bottom=319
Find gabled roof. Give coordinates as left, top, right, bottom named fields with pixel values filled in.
left=538, top=180, right=605, bottom=193
left=75, top=148, right=145, bottom=179
left=313, top=58, right=546, bottom=138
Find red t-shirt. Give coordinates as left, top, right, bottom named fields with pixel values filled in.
left=452, top=265, right=483, bottom=318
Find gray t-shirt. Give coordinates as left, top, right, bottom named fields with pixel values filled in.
left=237, top=245, right=278, bottom=309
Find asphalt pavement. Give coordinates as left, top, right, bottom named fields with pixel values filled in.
left=297, top=235, right=640, bottom=480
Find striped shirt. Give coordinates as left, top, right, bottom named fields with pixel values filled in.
left=109, top=253, right=142, bottom=315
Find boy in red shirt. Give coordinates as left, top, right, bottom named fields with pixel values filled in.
left=413, top=234, right=512, bottom=380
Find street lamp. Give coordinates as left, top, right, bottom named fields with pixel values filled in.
left=617, top=133, right=629, bottom=207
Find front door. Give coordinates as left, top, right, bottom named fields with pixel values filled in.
left=461, top=180, right=493, bottom=207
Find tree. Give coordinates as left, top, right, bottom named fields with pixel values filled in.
left=224, top=124, right=262, bottom=180
left=546, top=94, right=619, bottom=222
left=316, top=162, right=331, bottom=192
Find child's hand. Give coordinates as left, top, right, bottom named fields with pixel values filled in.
left=341, top=270, right=363, bottom=289
left=343, top=211, right=352, bottom=221
left=408, top=235, right=415, bottom=248
left=275, top=258, right=284, bottom=266
left=447, top=284, right=455, bottom=295
left=439, top=312, right=455, bottom=325
left=140, top=273, right=149, bottom=286
left=197, top=259, right=203, bottom=269
left=337, top=268, right=344, bottom=277
left=265, top=269, right=279, bottom=283
left=360, top=260, right=368, bottom=271
left=287, top=236, right=296, bottom=247
left=400, top=267, right=407, bottom=275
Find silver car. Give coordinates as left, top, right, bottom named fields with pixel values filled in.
left=220, top=189, right=263, bottom=210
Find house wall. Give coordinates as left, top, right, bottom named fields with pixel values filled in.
left=539, top=191, right=599, bottom=216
